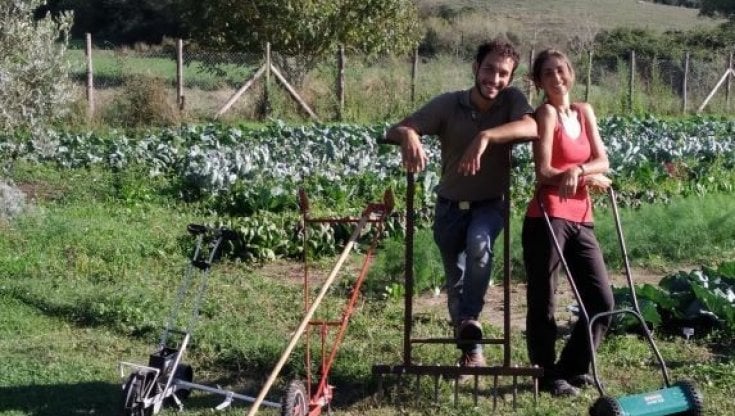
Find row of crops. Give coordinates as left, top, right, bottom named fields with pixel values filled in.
left=2, top=116, right=734, bottom=261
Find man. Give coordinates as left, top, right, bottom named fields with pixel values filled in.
left=385, top=39, right=537, bottom=370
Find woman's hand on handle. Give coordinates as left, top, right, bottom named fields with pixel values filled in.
left=585, top=173, right=612, bottom=192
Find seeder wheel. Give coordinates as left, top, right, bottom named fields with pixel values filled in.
left=589, top=396, right=623, bottom=416
left=173, top=363, right=194, bottom=400
left=120, top=372, right=153, bottom=416
left=281, top=380, right=308, bottom=416
left=675, top=380, right=704, bottom=416
left=163, top=363, right=194, bottom=408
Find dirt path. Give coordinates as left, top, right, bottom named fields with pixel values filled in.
left=259, top=259, right=681, bottom=332
left=413, top=266, right=672, bottom=331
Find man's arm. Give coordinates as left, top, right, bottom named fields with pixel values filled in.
left=457, top=114, right=537, bottom=176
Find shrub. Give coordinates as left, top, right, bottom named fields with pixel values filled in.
left=103, top=75, right=179, bottom=128
left=0, top=0, right=74, bottom=134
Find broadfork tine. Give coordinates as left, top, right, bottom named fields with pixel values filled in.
left=513, top=372, right=518, bottom=409
left=453, top=376, right=459, bottom=407
left=376, top=374, right=383, bottom=401
left=492, top=374, right=499, bottom=411
left=433, top=375, right=439, bottom=403
left=473, top=375, right=479, bottom=407
left=415, top=374, right=420, bottom=405
left=394, top=373, right=402, bottom=406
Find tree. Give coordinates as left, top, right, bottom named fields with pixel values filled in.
left=179, top=0, right=422, bottom=78
left=35, top=0, right=183, bottom=45
left=1, top=0, right=74, bottom=133
left=700, top=0, right=735, bottom=19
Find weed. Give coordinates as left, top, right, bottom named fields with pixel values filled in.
left=102, top=74, right=179, bottom=128
left=0, top=180, right=30, bottom=222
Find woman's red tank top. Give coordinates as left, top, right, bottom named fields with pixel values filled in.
left=526, top=104, right=593, bottom=223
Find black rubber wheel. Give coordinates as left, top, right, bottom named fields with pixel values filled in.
left=281, top=380, right=308, bottom=416
left=174, top=363, right=194, bottom=400
left=589, top=396, right=623, bottom=416
left=163, top=363, right=194, bottom=407
left=120, top=372, right=153, bottom=416
left=675, top=379, right=704, bottom=416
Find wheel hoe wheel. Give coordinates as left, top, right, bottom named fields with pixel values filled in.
left=589, top=396, right=623, bottom=416
left=163, top=363, right=195, bottom=408
left=173, top=363, right=194, bottom=400
left=675, top=379, right=704, bottom=416
left=120, top=372, right=153, bottom=416
left=281, top=379, right=308, bottom=416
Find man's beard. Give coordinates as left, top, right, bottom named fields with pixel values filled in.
left=474, top=75, right=495, bottom=101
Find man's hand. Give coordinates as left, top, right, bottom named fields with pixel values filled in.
left=585, top=173, right=612, bottom=192
left=458, top=132, right=492, bottom=176
left=386, top=125, right=428, bottom=172
left=400, top=132, right=427, bottom=173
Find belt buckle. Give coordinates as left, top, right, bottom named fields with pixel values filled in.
left=458, top=201, right=471, bottom=210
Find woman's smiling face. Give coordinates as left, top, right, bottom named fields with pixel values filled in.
left=538, top=55, right=575, bottom=98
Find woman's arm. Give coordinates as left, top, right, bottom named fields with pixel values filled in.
left=575, top=102, right=609, bottom=175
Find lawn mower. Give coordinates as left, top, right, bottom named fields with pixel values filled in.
left=539, top=187, right=704, bottom=416
left=117, top=223, right=283, bottom=415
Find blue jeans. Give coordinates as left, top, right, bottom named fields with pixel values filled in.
left=433, top=197, right=504, bottom=353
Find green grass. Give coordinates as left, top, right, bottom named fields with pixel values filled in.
left=418, top=0, right=723, bottom=34
left=594, top=193, right=735, bottom=268
left=2, top=287, right=733, bottom=415
left=66, top=49, right=258, bottom=91
left=0, top=294, right=126, bottom=415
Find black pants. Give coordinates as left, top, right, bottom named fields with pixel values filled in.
left=522, top=216, right=614, bottom=379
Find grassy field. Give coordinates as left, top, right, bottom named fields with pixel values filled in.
left=417, top=0, right=722, bottom=35
left=0, top=162, right=734, bottom=415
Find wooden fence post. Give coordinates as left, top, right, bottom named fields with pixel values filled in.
left=585, top=49, right=593, bottom=102
left=85, top=33, right=94, bottom=119
left=337, top=44, right=345, bottom=121
left=264, top=42, right=271, bottom=117
left=629, top=50, right=635, bottom=113
left=410, top=46, right=418, bottom=105
left=527, top=48, right=535, bottom=103
left=682, top=51, right=689, bottom=114
left=176, top=39, right=184, bottom=111
left=727, top=50, right=733, bottom=110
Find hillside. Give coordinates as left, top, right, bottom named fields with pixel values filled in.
left=417, top=0, right=723, bottom=50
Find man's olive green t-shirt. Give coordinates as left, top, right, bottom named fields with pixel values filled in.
left=403, top=87, right=533, bottom=201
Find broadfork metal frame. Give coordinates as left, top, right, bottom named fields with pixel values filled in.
left=371, top=144, right=542, bottom=410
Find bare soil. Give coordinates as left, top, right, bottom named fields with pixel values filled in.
left=258, top=258, right=679, bottom=332
left=436, top=267, right=669, bottom=331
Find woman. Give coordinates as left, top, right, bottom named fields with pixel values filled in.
left=522, top=49, right=615, bottom=397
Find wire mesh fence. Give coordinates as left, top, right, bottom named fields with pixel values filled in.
left=68, top=38, right=735, bottom=124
